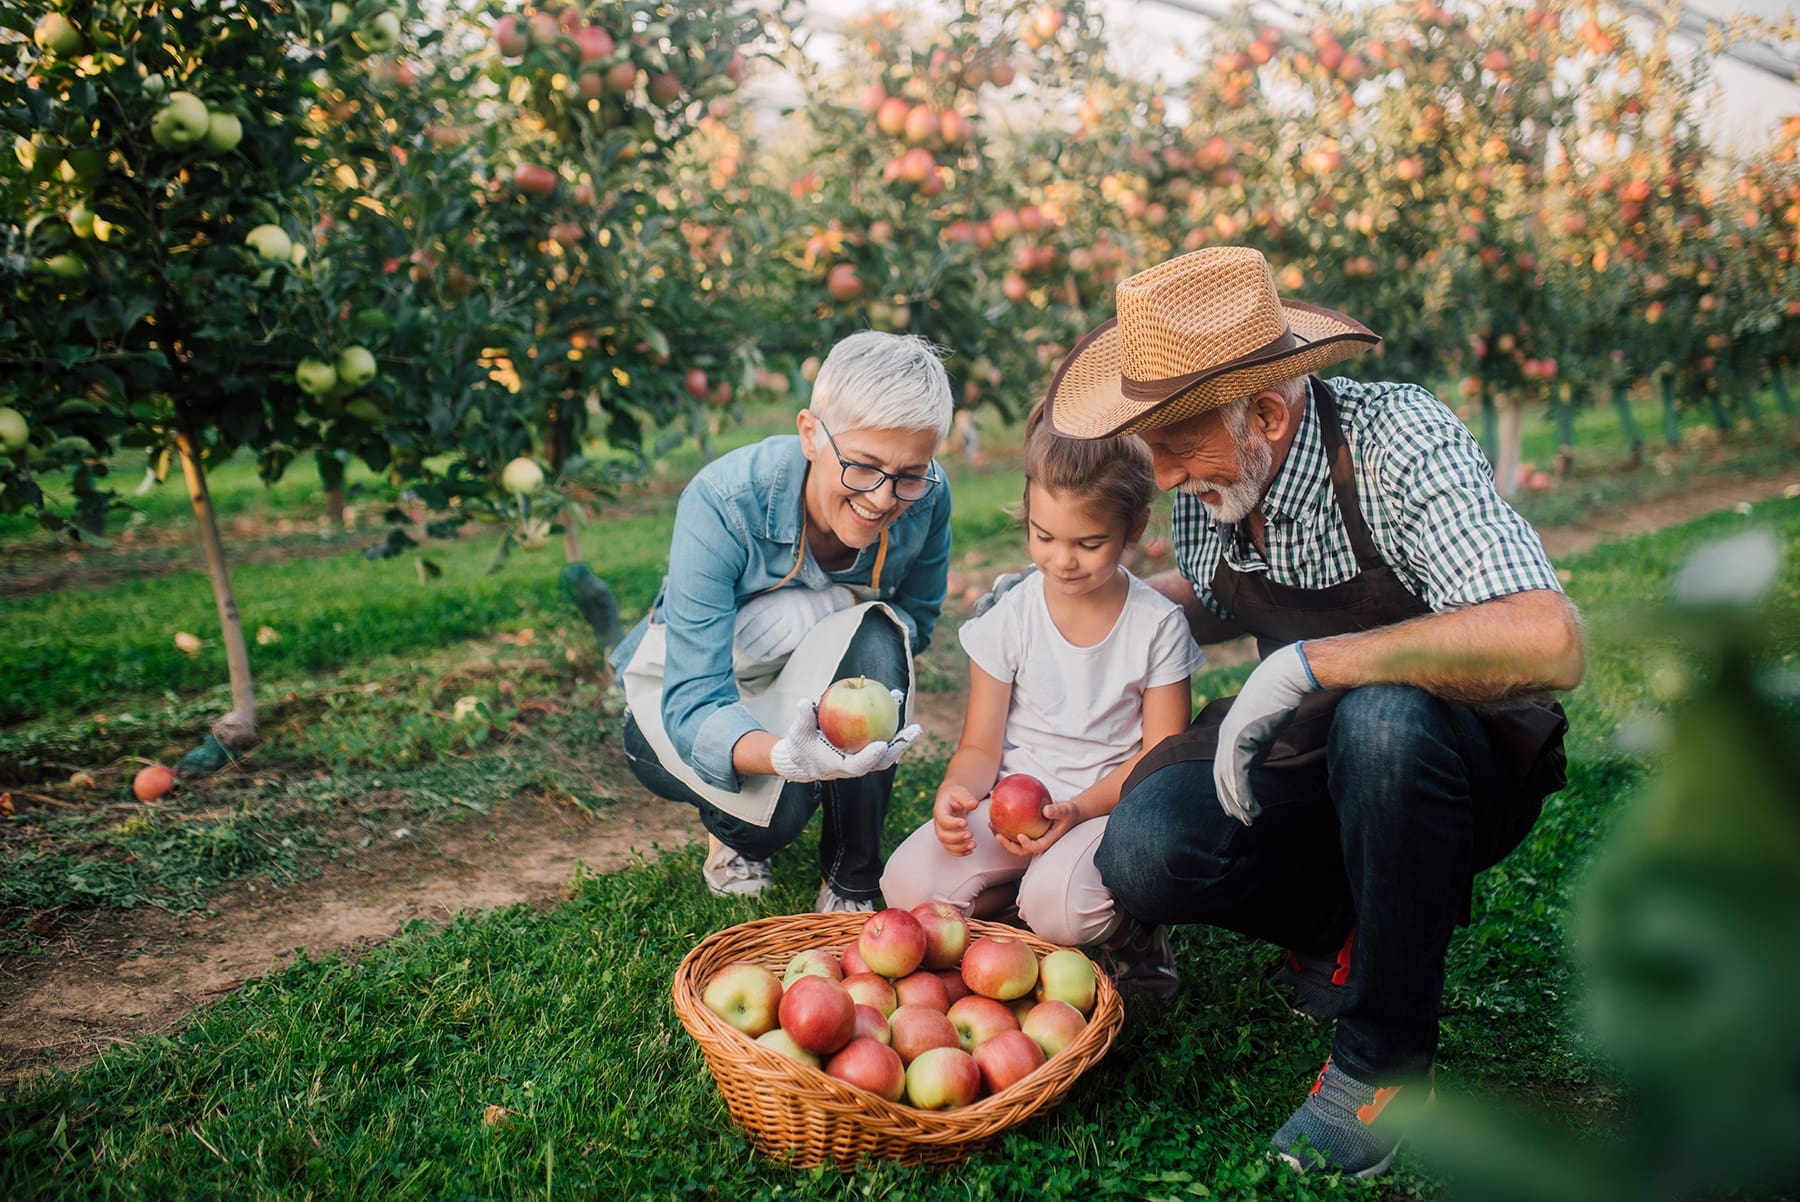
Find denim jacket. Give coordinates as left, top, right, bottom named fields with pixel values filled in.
left=609, top=435, right=951, bottom=793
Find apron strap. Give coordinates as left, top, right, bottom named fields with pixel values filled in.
left=1311, top=378, right=1385, bottom=571
left=757, top=512, right=890, bottom=597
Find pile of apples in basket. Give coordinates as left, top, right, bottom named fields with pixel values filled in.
left=701, top=905, right=1099, bottom=1109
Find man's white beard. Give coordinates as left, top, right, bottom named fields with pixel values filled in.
left=1182, top=433, right=1273, bottom=524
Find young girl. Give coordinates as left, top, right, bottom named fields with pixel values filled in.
left=880, top=401, right=1203, bottom=963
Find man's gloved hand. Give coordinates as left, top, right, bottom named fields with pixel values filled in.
left=735, top=585, right=855, bottom=664
left=971, top=564, right=1036, bottom=618
left=769, top=697, right=891, bottom=782
left=1213, top=641, right=1320, bottom=825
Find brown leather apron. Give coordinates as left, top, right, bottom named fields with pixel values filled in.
left=1122, top=378, right=1568, bottom=804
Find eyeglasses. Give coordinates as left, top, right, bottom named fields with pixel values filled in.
left=813, top=416, right=940, bottom=502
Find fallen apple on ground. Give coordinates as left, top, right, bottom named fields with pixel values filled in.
left=132, top=764, right=175, bottom=802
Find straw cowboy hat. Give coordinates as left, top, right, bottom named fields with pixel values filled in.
left=1045, top=246, right=1381, bottom=439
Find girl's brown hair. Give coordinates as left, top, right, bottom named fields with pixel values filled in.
left=1020, top=398, right=1156, bottom=531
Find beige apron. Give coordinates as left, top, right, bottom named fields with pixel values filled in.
left=620, top=527, right=915, bottom=827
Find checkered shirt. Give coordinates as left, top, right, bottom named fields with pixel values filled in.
left=1174, top=376, right=1564, bottom=621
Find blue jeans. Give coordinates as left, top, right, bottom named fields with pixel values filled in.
left=1094, top=684, right=1536, bottom=1081
left=620, top=610, right=908, bottom=901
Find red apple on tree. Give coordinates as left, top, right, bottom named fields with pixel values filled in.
left=701, top=962, right=784, bottom=1037
left=513, top=163, right=558, bottom=196
left=973, top=1029, right=1046, bottom=1094
left=817, top=676, right=900, bottom=754
left=825, top=1037, right=906, bottom=1101
left=858, top=907, right=927, bottom=978
left=778, top=975, right=856, bottom=1056
left=987, top=773, right=1052, bottom=842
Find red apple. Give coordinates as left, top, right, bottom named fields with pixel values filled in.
left=988, top=773, right=1052, bottom=841
left=756, top=1027, right=822, bottom=1067
left=826, top=262, right=863, bottom=301
left=1021, top=999, right=1087, bottom=1057
left=513, top=163, right=558, bottom=197
left=914, top=899, right=972, bottom=964
left=973, top=1029, right=1046, bottom=1094
left=905, top=1046, right=982, bottom=1109
left=684, top=368, right=709, bottom=400
left=778, top=975, right=856, bottom=1056
left=1034, top=949, right=1097, bottom=1015
left=888, top=1004, right=961, bottom=1065
left=936, top=968, right=973, bottom=1005
left=573, top=25, right=614, bottom=63
left=701, top=962, right=784, bottom=1037
left=852, top=1004, right=891, bottom=1045
left=132, top=764, right=176, bottom=802
left=961, top=935, right=1040, bottom=1001
left=817, top=676, right=900, bottom=754
left=492, top=16, right=528, bottom=57
left=858, top=908, right=928, bottom=979
left=842, top=972, right=898, bottom=1017
left=840, top=939, right=872, bottom=978
left=893, top=971, right=951, bottom=1012
left=825, top=1037, right=906, bottom=1101
left=946, top=994, right=1020, bottom=1052
left=782, top=947, right=843, bottom=988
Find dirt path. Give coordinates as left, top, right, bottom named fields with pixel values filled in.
left=3, top=471, right=1795, bottom=1088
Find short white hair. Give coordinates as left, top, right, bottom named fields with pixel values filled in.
left=810, top=331, right=954, bottom=440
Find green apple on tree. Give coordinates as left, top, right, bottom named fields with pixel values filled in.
left=336, top=346, right=378, bottom=388
left=150, top=92, right=211, bottom=149
left=34, top=14, right=85, bottom=57
left=67, top=202, right=96, bottom=238
left=39, top=254, right=87, bottom=280
left=203, top=112, right=243, bottom=153
left=355, top=10, right=401, bottom=54
left=244, top=223, right=293, bottom=261
left=0, top=406, right=28, bottom=454
left=294, top=358, right=338, bottom=397
left=501, top=456, right=545, bottom=496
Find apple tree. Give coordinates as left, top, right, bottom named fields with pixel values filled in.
left=1, top=2, right=414, bottom=768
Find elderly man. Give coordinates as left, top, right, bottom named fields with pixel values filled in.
left=1045, top=248, right=1583, bottom=1177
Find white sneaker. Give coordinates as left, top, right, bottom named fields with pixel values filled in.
left=703, top=837, right=772, bottom=898
left=815, top=883, right=877, bottom=914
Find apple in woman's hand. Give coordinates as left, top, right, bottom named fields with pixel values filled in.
left=816, top=676, right=899, bottom=753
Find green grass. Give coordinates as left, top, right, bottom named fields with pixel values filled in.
left=4, top=498, right=1795, bottom=1199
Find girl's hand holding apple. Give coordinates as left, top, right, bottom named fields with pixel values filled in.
left=996, top=798, right=1082, bottom=858
left=933, top=784, right=979, bottom=856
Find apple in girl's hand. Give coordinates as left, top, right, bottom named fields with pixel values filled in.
left=842, top=972, right=898, bottom=1017
left=946, top=994, right=1020, bottom=1052
left=782, top=947, right=842, bottom=987
left=972, top=1028, right=1046, bottom=1094
left=816, top=676, right=900, bottom=753
left=888, top=1004, right=960, bottom=1065
left=858, top=908, right=927, bottom=978
left=910, top=901, right=971, bottom=969
left=960, top=935, right=1040, bottom=1000
left=1021, top=999, right=1087, bottom=1058
left=826, top=1037, right=906, bottom=1101
left=988, top=773, right=1052, bottom=841
left=1034, top=949, right=1097, bottom=1014
left=904, top=1046, right=982, bottom=1110
left=756, top=1027, right=822, bottom=1067
left=778, top=975, right=856, bottom=1056
left=702, top=962, right=784, bottom=1037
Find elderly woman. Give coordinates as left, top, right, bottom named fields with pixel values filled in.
left=611, top=332, right=955, bottom=912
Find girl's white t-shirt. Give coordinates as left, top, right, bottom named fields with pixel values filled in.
left=958, top=569, right=1205, bottom=799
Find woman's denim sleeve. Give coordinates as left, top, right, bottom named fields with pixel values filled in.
left=886, top=475, right=952, bottom=654
left=658, top=483, right=758, bottom=792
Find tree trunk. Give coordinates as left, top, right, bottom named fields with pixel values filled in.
left=1493, top=394, right=1524, bottom=499
left=1553, top=384, right=1576, bottom=477
left=1479, top=388, right=1499, bottom=464
left=1660, top=374, right=1680, bottom=447
left=176, top=424, right=258, bottom=750
left=1704, top=380, right=1733, bottom=433
left=1605, top=379, right=1645, bottom=468
left=1769, top=360, right=1795, bottom=417
left=1732, top=377, right=1763, bottom=429
left=317, top=449, right=347, bottom=533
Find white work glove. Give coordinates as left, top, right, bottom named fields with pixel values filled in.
left=971, top=564, right=1036, bottom=618
left=734, top=585, right=855, bottom=664
left=769, top=696, right=921, bottom=783
left=1213, top=642, right=1320, bottom=825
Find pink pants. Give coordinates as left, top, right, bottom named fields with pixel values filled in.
left=879, top=799, right=1120, bottom=947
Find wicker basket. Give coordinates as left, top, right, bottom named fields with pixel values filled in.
left=672, top=912, right=1124, bottom=1169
